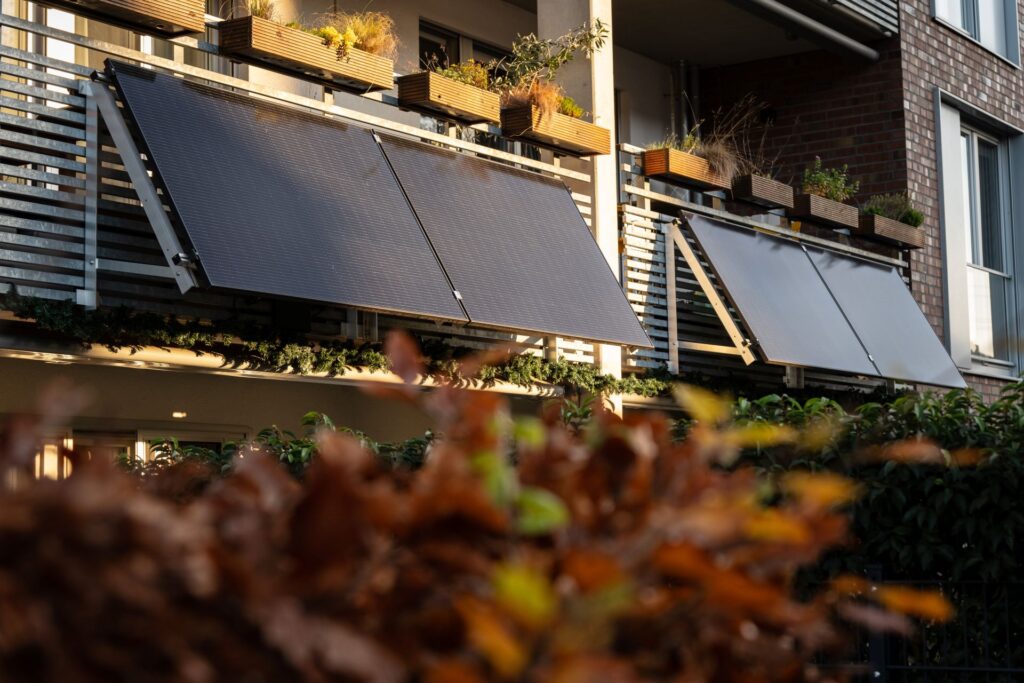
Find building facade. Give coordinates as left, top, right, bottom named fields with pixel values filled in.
left=0, top=0, right=1014, bottom=464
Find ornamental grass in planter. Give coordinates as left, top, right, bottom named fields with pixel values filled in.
left=38, top=0, right=205, bottom=36
left=500, top=82, right=610, bottom=156
left=219, top=5, right=395, bottom=92
left=397, top=59, right=500, bottom=125
left=495, top=20, right=611, bottom=156
left=855, top=192, right=926, bottom=249
left=788, top=157, right=860, bottom=230
left=642, top=135, right=734, bottom=191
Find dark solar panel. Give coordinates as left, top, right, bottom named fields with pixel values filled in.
left=107, top=61, right=467, bottom=322
left=686, top=215, right=878, bottom=376
left=806, top=248, right=966, bottom=388
left=377, top=134, right=651, bottom=347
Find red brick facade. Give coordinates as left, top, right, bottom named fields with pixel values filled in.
left=698, top=39, right=906, bottom=198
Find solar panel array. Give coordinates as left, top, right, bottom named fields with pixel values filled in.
left=687, top=215, right=965, bottom=388
left=109, top=62, right=651, bottom=348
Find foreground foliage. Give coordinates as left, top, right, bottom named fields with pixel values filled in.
left=0, top=335, right=949, bottom=682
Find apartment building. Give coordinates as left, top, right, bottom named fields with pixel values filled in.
left=0, top=0, right=1013, bottom=465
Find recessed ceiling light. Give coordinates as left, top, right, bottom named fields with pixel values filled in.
left=171, top=411, right=187, bottom=419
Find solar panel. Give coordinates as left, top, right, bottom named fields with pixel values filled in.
left=107, top=61, right=467, bottom=322
left=806, top=248, right=966, bottom=388
left=377, top=134, right=651, bottom=347
left=686, top=215, right=878, bottom=376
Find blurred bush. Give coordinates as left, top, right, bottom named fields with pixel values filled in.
left=0, top=334, right=949, bottom=682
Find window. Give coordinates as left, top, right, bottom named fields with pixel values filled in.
left=419, top=21, right=460, bottom=69
left=935, top=0, right=1017, bottom=60
left=937, top=97, right=1020, bottom=376
left=960, top=128, right=1012, bottom=362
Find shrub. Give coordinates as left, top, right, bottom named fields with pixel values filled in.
left=863, top=192, right=926, bottom=227
left=0, top=334, right=948, bottom=681
left=431, top=59, right=491, bottom=90
left=307, top=11, right=399, bottom=60
left=558, top=94, right=584, bottom=119
left=802, top=157, right=860, bottom=202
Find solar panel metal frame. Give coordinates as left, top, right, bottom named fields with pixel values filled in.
left=806, top=247, right=967, bottom=388
left=377, top=132, right=652, bottom=348
left=686, top=215, right=879, bottom=376
left=105, top=60, right=469, bottom=323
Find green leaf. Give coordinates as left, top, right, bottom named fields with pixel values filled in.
left=515, top=486, right=568, bottom=535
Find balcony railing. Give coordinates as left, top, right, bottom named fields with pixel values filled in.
left=0, top=10, right=606, bottom=375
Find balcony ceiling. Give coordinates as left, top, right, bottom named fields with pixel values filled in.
left=502, top=0, right=825, bottom=66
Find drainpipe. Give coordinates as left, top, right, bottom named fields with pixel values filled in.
left=726, top=0, right=880, bottom=61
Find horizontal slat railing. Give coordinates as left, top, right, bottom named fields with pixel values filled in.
left=0, top=10, right=601, bottom=371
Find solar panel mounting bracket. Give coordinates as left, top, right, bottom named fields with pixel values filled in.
left=670, top=217, right=757, bottom=365
left=80, top=78, right=198, bottom=294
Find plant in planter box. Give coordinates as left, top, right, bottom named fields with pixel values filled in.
left=643, top=97, right=767, bottom=192
left=495, top=21, right=612, bottom=155
left=218, top=2, right=397, bottom=92
left=857, top=192, right=926, bottom=248
left=397, top=56, right=501, bottom=124
left=788, top=157, right=861, bottom=230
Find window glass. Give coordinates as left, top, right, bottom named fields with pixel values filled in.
left=978, top=0, right=1007, bottom=54
left=961, top=127, right=1013, bottom=364
left=419, top=21, right=459, bottom=68
left=936, top=0, right=967, bottom=28
left=977, top=138, right=1004, bottom=272
left=967, top=268, right=1010, bottom=359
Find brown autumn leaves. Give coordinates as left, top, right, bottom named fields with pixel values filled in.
left=0, top=332, right=952, bottom=682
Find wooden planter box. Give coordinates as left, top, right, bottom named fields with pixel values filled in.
left=500, top=105, right=610, bottom=157
left=218, top=16, right=394, bottom=93
left=731, top=174, right=794, bottom=209
left=641, top=147, right=730, bottom=191
left=788, top=193, right=859, bottom=230
left=38, top=0, right=205, bottom=36
left=397, top=72, right=500, bottom=125
left=854, top=214, right=925, bottom=249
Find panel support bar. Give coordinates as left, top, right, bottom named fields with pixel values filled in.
left=671, top=222, right=757, bottom=365
left=81, top=78, right=196, bottom=294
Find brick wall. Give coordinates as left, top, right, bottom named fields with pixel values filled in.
left=698, top=39, right=905, bottom=198
left=899, top=0, right=1024, bottom=393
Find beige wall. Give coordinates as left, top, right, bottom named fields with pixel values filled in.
left=614, top=45, right=670, bottom=147
left=0, top=359, right=549, bottom=442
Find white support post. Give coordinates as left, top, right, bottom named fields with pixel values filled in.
left=76, top=88, right=98, bottom=308
left=663, top=224, right=679, bottom=373
left=538, top=0, right=623, bottom=414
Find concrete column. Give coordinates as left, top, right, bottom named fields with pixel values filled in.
left=537, top=0, right=623, bottom=414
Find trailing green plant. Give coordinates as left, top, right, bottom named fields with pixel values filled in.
left=802, top=156, right=860, bottom=202
left=0, top=293, right=679, bottom=397
left=863, top=192, right=925, bottom=227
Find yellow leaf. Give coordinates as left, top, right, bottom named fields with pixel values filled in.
left=876, top=586, right=954, bottom=622
left=457, top=598, right=527, bottom=678
left=830, top=574, right=870, bottom=596
left=672, top=384, right=731, bottom=424
left=723, top=422, right=798, bottom=448
left=493, top=563, right=557, bottom=630
left=781, top=471, right=861, bottom=510
left=743, top=509, right=811, bottom=544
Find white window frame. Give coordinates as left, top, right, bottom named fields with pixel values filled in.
left=937, top=91, right=1024, bottom=378
left=933, top=0, right=1021, bottom=66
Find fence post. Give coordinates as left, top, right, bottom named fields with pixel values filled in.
left=867, top=565, right=888, bottom=682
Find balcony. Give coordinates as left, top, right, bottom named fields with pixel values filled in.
left=0, top=0, right=960, bottom=407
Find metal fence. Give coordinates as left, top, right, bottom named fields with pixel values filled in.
left=838, top=580, right=1024, bottom=682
